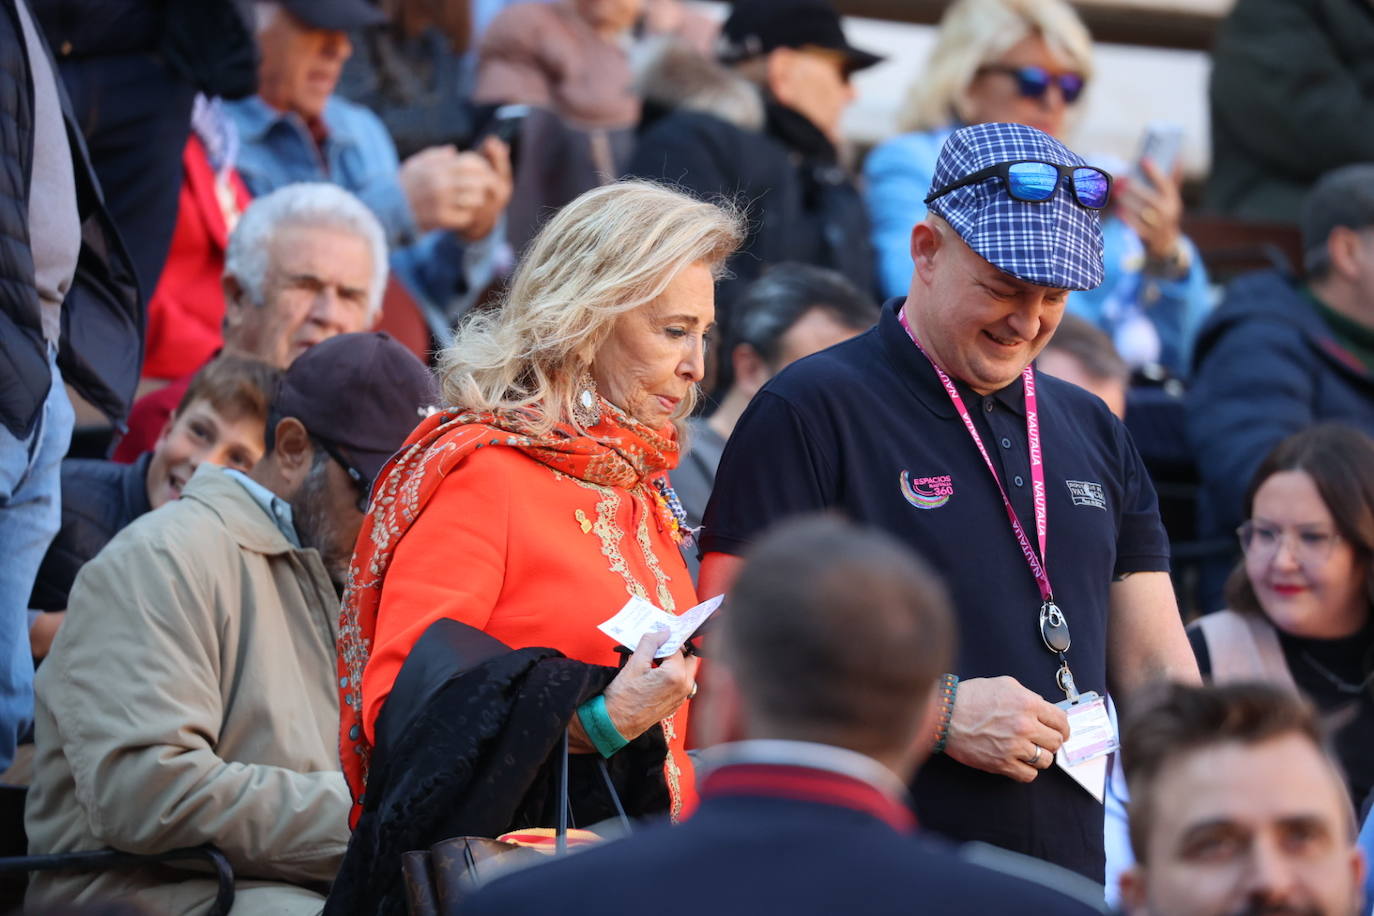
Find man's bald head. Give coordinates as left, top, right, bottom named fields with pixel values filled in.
left=715, top=516, right=955, bottom=765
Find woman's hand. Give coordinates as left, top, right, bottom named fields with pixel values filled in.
left=601, top=626, right=701, bottom=741
left=1115, top=158, right=1185, bottom=267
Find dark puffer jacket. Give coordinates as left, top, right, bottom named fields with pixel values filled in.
left=625, top=100, right=875, bottom=324
left=0, top=0, right=140, bottom=439
left=1186, top=269, right=1374, bottom=608
left=29, top=452, right=151, bottom=611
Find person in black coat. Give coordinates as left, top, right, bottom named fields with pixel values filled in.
left=623, top=0, right=881, bottom=366
left=1187, top=165, right=1374, bottom=612
left=459, top=517, right=1108, bottom=916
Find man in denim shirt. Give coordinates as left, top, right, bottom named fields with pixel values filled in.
left=228, top=0, right=512, bottom=340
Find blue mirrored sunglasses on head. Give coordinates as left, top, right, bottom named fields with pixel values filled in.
left=979, top=65, right=1086, bottom=104
left=924, top=160, right=1112, bottom=210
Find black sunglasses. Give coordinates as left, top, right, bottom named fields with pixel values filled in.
left=979, top=64, right=1086, bottom=104
left=314, top=437, right=372, bottom=513
left=924, top=159, right=1112, bottom=210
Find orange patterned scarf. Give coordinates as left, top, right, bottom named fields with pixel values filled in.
left=337, top=401, right=680, bottom=824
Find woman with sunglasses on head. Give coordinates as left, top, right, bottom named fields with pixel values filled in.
left=1188, top=423, right=1374, bottom=810
left=864, top=0, right=1210, bottom=377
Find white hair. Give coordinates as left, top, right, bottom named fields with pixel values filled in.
left=898, top=0, right=1095, bottom=133
left=224, top=182, right=389, bottom=320
left=436, top=180, right=745, bottom=437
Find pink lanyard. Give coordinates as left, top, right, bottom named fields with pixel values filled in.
left=898, top=308, right=1079, bottom=697
left=898, top=308, right=1052, bottom=603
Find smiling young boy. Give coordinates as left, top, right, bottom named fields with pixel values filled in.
left=27, top=355, right=280, bottom=657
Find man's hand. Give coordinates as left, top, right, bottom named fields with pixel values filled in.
left=30, top=610, right=65, bottom=660
left=601, top=627, right=701, bottom=741
left=944, top=676, right=1071, bottom=783
left=399, top=137, right=513, bottom=240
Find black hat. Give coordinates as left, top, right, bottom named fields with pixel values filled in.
left=719, top=0, right=883, bottom=74
left=279, top=0, right=385, bottom=31
left=273, top=332, right=438, bottom=483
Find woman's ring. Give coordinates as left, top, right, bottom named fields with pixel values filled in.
left=688, top=682, right=699, bottom=700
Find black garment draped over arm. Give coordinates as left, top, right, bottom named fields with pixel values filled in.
left=324, top=619, right=672, bottom=916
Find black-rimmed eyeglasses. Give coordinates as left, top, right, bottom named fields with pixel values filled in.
left=924, top=159, right=1112, bottom=210
left=314, top=437, right=372, bottom=514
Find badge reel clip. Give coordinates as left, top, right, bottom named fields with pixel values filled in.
left=1039, top=601, right=1079, bottom=703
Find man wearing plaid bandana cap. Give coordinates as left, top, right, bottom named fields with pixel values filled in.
left=700, top=122, right=1199, bottom=882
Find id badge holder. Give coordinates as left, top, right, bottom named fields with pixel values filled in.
left=1054, top=691, right=1118, bottom=767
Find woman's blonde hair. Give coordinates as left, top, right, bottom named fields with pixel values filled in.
left=437, top=180, right=745, bottom=436
left=898, top=0, right=1095, bottom=133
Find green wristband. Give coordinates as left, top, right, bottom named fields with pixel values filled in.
left=577, top=694, right=629, bottom=758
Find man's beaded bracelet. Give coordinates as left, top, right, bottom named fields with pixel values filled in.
left=932, top=673, right=959, bottom=754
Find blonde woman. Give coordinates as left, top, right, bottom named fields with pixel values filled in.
left=335, top=181, right=742, bottom=887
left=864, top=0, right=1209, bottom=375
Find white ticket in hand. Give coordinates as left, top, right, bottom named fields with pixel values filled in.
left=598, top=594, right=724, bottom=659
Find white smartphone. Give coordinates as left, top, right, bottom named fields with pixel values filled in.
left=1132, top=122, right=1184, bottom=186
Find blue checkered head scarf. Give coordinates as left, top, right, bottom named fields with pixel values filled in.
left=926, top=122, right=1106, bottom=291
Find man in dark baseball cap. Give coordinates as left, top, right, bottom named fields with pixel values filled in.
left=265, top=331, right=437, bottom=585
left=24, top=333, right=436, bottom=910
left=625, top=0, right=883, bottom=343
left=718, top=0, right=883, bottom=75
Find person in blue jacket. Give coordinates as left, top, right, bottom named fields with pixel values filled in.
left=864, top=0, right=1210, bottom=377
left=1187, top=164, right=1374, bottom=613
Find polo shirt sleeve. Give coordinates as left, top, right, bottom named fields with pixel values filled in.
left=700, top=389, right=836, bottom=557
left=1112, top=420, right=1171, bottom=576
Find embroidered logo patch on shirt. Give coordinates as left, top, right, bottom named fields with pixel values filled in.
left=900, top=471, right=954, bottom=509
left=1066, top=480, right=1107, bottom=510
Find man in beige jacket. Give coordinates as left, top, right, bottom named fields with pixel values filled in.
left=24, top=332, right=436, bottom=913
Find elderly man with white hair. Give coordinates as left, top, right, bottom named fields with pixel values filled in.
left=114, top=180, right=389, bottom=460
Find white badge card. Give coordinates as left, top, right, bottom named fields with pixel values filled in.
left=1055, top=691, right=1119, bottom=767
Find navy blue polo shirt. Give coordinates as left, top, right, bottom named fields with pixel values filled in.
left=701, top=297, right=1170, bottom=881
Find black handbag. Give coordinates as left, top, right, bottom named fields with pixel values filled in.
left=399, top=732, right=632, bottom=915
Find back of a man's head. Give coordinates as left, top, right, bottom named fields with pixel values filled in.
left=717, top=515, right=955, bottom=767
left=731, top=264, right=877, bottom=371
left=1302, top=163, right=1374, bottom=282
left=1037, top=312, right=1129, bottom=418
left=1120, top=682, right=1363, bottom=916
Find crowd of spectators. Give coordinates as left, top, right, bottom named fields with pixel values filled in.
left=2, top=0, right=1374, bottom=913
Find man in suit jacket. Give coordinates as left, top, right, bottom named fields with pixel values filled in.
left=460, top=516, right=1107, bottom=915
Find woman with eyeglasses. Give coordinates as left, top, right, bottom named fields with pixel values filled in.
left=864, top=0, right=1210, bottom=377
left=1188, top=423, right=1374, bottom=809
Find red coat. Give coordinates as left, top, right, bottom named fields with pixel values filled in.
left=141, top=134, right=250, bottom=381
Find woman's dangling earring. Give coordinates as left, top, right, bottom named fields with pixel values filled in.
left=573, top=367, right=602, bottom=427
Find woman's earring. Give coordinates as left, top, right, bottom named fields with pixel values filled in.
left=573, top=368, right=602, bottom=427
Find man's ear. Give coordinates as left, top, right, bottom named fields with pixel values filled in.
left=730, top=343, right=770, bottom=397
left=1117, top=865, right=1148, bottom=914
left=1326, top=226, right=1362, bottom=282
left=271, top=417, right=314, bottom=490
left=222, top=275, right=247, bottom=333
left=910, top=220, right=944, bottom=287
